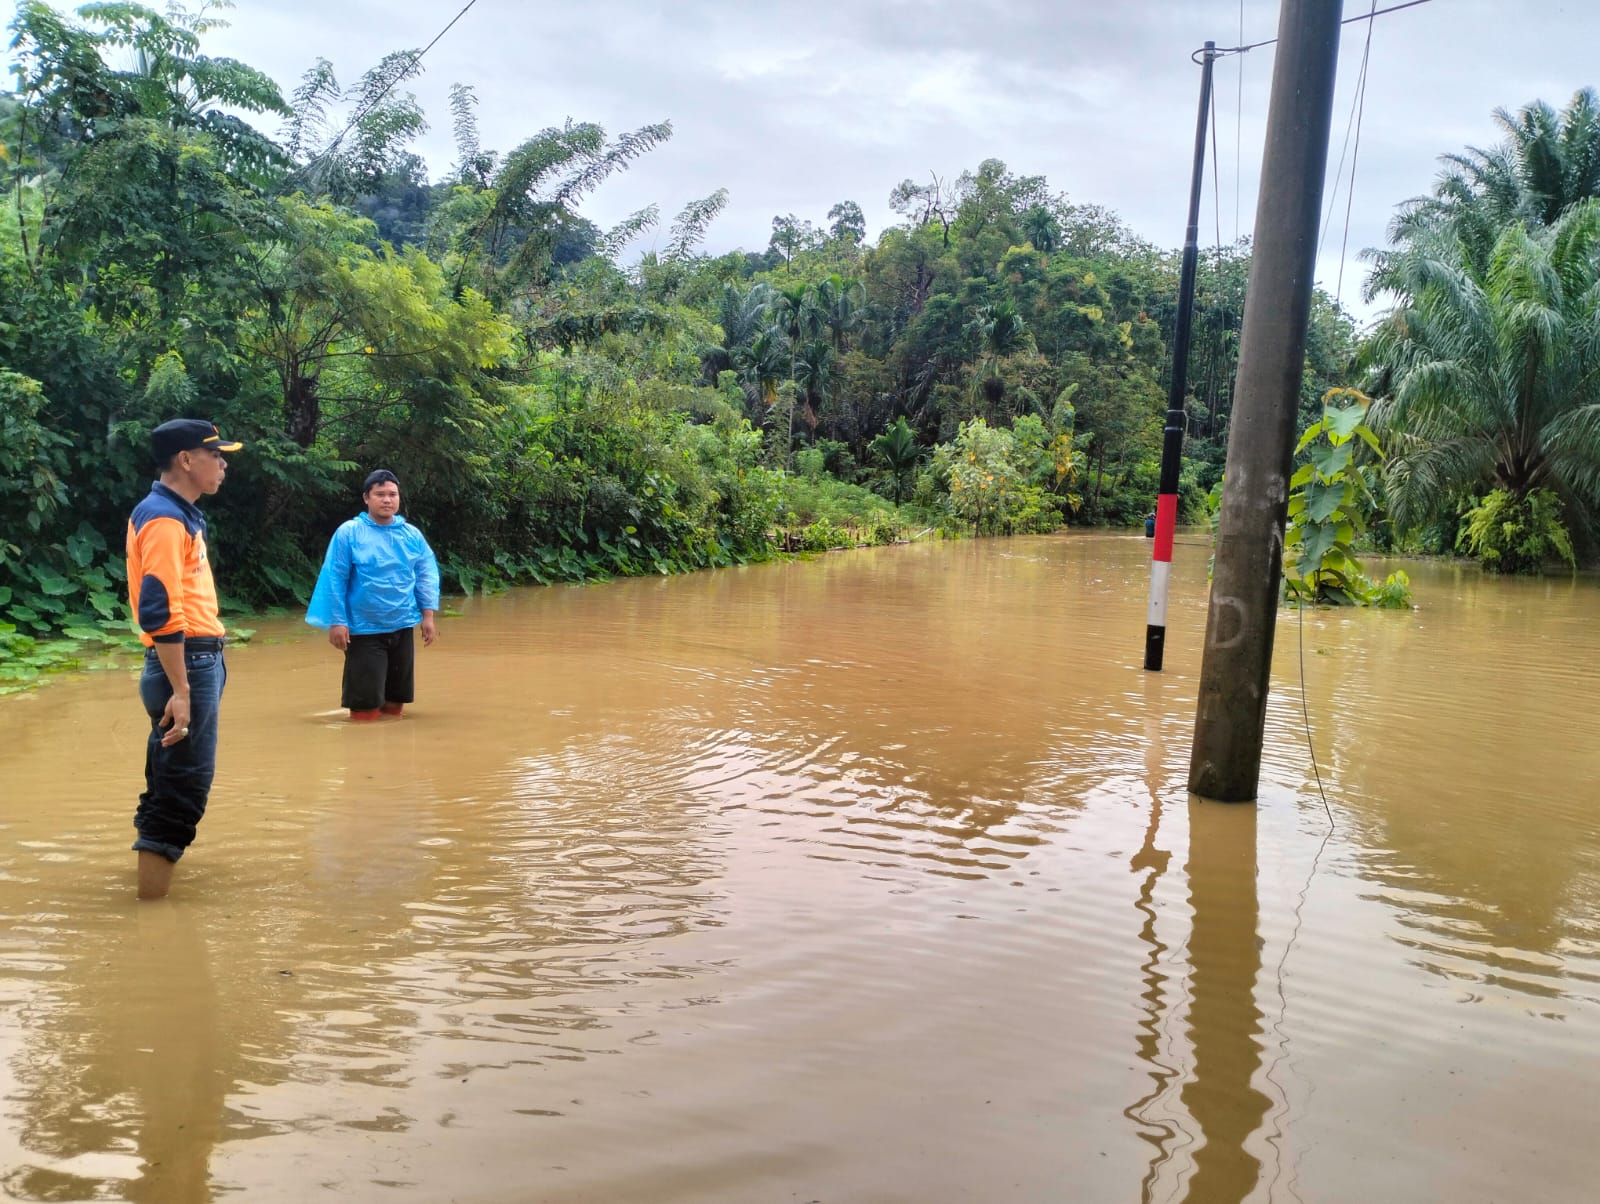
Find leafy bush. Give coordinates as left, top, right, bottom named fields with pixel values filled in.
left=936, top=417, right=1065, bottom=535
left=1458, top=488, right=1575, bottom=574
left=797, top=518, right=850, bottom=551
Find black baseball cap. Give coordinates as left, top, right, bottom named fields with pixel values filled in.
left=151, top=418, right=244, bottom=460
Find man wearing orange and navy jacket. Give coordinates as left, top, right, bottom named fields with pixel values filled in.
left=125, top=419, right=243, bottom=900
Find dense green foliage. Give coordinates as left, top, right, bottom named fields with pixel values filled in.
left=1458, top=488, right=1576, bottom=574
left=1364, top=90, right=1600, bottom=572
left=2, top=0, right=1371, bottom=676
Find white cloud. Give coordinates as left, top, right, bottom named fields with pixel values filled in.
left=22, top=0, right=1600, bottom=322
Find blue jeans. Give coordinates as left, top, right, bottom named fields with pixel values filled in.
left=133, top=642, right=227, bottom=862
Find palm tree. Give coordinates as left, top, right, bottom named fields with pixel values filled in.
left=1383, top=90, right=1600, bottom=275
left=700, top=282, right=773, bottom=381
left=732, top=324, right=789, bottom=418
left=968, top=299, right=1034, bottom=410
left=792, top=339, right=835, bottom=440
left=814, top=274, right=866, bottom=351
left=1021, top=205, right=1061, bottom=255
left=774, top=283, right=824, bottom=347
left=1363, top=200, right=1600, bottom=548
left=870, top=416, right=922, bottom=505
left=770, top=284, right=825, bottom=463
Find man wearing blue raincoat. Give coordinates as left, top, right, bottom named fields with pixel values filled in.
left=306, top=469, right=441, bottom=720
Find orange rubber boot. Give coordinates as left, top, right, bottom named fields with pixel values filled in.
left=349, top=709, right=382, bottom=721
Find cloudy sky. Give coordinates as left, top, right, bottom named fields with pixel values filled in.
left=23, top=0, right=1600, bottom=323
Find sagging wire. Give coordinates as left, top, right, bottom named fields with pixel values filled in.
left=1199, top=0, right=1433, bottom=59
left=301, top=0, right=482, bottom=177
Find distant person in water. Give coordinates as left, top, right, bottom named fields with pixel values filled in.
left=306, top=469, right=440, bottom=720
left=126, top=418, right=244, bottom=900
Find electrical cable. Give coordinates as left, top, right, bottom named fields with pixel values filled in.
left=1210, top=75, right=1223, bottom=254
left=1335, top=3, right=1378, bottom=302
left=302, top=0, right=481, bottom=172
left=1198, top=0, right=1432, bottom=59
left=1234, top=0, right=1245, bottom=242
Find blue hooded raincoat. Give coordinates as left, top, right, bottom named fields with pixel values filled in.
left=306, top=513, right=441, bottom=635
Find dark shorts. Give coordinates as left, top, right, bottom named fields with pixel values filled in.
left=342, top=628, right=415, bottom=710
left=134, top=639, right=227, bottom=863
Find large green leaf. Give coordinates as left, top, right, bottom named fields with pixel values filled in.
left=1311, top=442, right=1353, bottom=478
left=32, top=570, right=76, bottom=596
left=1324, top=403, right=1367, bottom=441
left=66, top=533, right=97, bottom=568
left=1298, top=520, right=1340, bottom=569
left=1304, top=478, right=1349, bottom=523
left=1294, top=420, right=1326, bottom=455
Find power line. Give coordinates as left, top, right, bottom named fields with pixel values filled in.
left=1234, top=0, right=1244, bottom=242
left=1196, top=0, right=1433, bottom=60
left=1210, top=75, right=1223, bottom=253
left=1318, top=1, right=1376, bottom=254
left=304, top=0, right=481, bottom=170
left=1335, top=2, right=1379, bottom=303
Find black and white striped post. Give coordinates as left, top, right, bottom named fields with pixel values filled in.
left=1145, top=41, right=1218, bottom=672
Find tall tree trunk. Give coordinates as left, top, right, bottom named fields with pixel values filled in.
left=286, top=374, right=320, bottom=448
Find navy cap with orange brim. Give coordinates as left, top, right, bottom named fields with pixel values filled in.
left=151, top=418, right=244, bottom=459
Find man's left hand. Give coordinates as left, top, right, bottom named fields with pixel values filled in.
left=420, top=614, right=437, bottom=646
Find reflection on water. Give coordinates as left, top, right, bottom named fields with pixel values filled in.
left=1181, top=800, right=1268, bottom=1204
left=1, top=537, right=1599, bottom=1202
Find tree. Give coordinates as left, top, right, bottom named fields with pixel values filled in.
left=1364, top=200, right=1600, bottom=565
left=437, top=117, right=673, bottom=307
left=283, top=51, right=425, bottom=203
left=240, top=196, right=512, bottom=448
left=768, top=212, right=820, bottom=269
left=664, top=188, right=729, bottom=261
left=1383, top=89, right=1600, bottom=276
left=792, top=339, right=835, bottom=440
left=814, top=274, right=866, bottom=351
left=869, top=415, right=921, bottom=504
left=937, top=417, right=1057, bottom=534
left=1062, top=354, right=1163, bottom=520
left=700, top=281, right=773, bottom=381
left=827, top=200, right=866, bottom=245
left=888, top=174, right=956, bottom=245
left=967, top=299, right=1033, bottom=409
left=1021, top=205, right=1061, bottom=255
left=7, top=0, right=287, bottom=337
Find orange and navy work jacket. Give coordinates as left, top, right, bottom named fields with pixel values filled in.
left=126, top=482, right=226, bottom=647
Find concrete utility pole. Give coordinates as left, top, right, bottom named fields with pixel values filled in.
left=1188, top=0, right=1344, bottom=802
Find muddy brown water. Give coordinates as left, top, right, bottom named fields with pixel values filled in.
left=1, top=533, right=1598, bottom=1203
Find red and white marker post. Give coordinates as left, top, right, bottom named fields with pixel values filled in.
left=1144, top=41, right=1217, bottom=673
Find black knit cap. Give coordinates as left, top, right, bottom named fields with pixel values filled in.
left=363, top=468, right=400, bottom=493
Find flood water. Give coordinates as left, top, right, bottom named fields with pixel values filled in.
left=1, top=533, right=1598, bottom=1203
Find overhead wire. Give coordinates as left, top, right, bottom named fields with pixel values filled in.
left=301, top=0, right=481, bottom=173
left=1234, top=0, right=1245, bottom=242
left=1206, top=0, right=1433, bottom=58
left=1210, top=75, right=1223, bottom=254
left=1335, top=3, right=1378, bottom=303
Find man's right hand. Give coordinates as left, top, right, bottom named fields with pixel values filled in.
left=158, top=692, right=192, bottom=748
left=329, top=625, right=351, bottom=650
